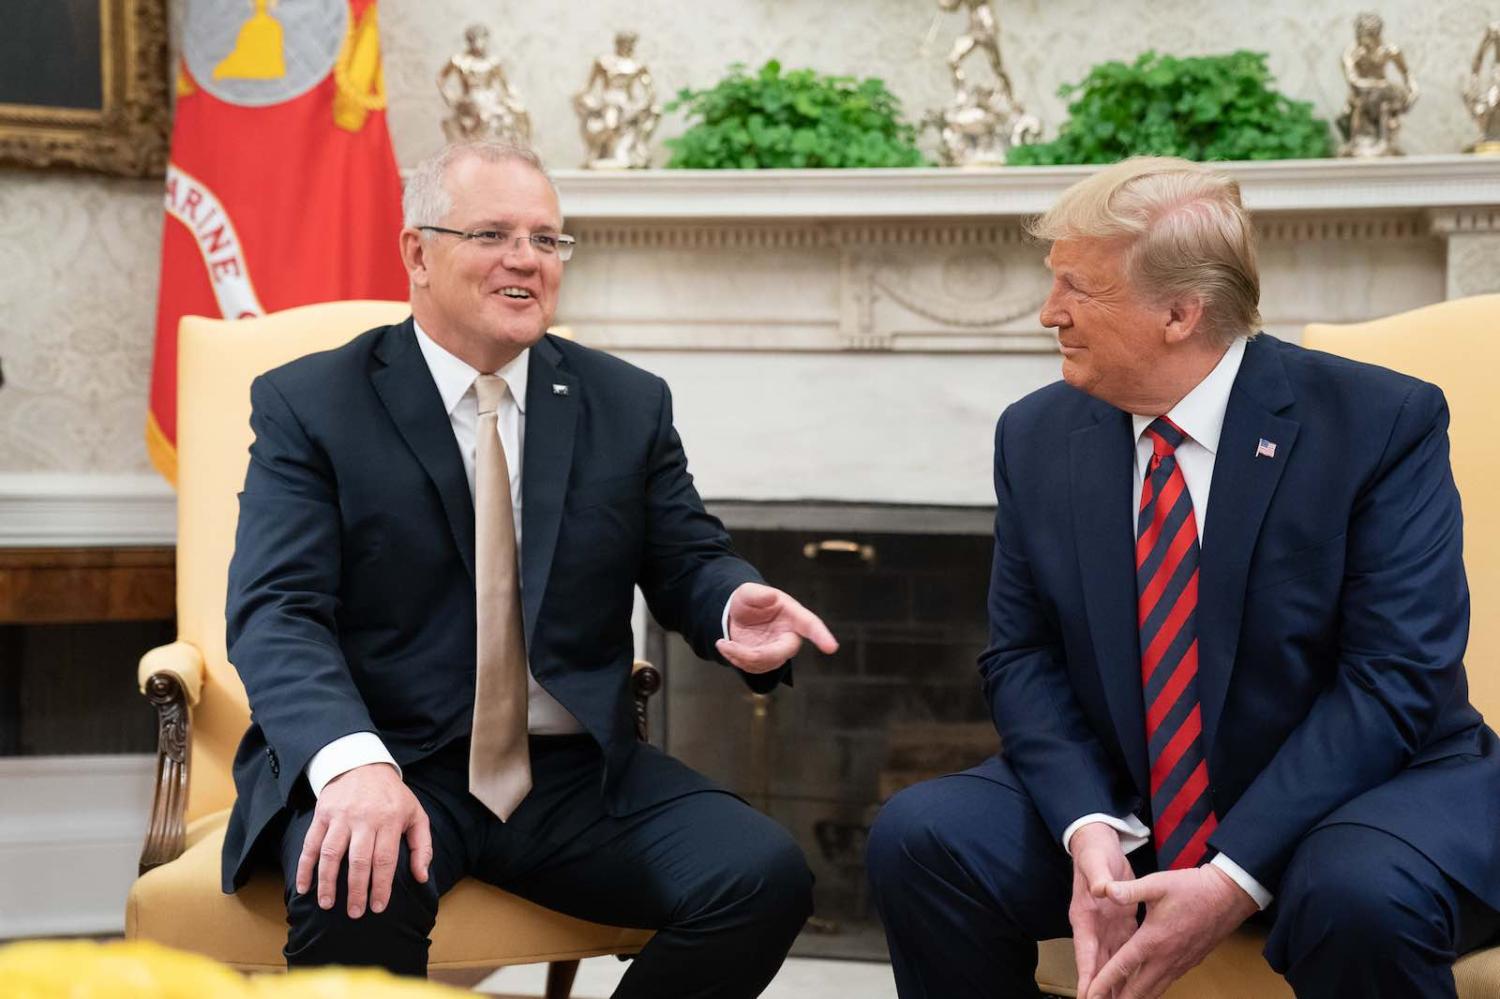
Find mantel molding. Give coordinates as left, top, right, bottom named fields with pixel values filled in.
left=0, top=474, right=176, bottom=548
left=551, top=156, right=1500, bottom=220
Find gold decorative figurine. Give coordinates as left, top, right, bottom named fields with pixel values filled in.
left=925, top=0, right=1038, bottom=166
left=573, top=31, right=661, bottom=169
left=939, top=0, right=1013, bottom=95
left=1464, top=21, right=1500, bottom=154
left=438, top=25, right=532, bottom=145
left=1337, top=12, right=1417, bottom=157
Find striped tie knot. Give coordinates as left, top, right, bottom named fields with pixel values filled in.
left=1145, top=416, right=1188, bottom=457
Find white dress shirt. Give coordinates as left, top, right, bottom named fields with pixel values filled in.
left=1060, top=337, right=1273, bottom=910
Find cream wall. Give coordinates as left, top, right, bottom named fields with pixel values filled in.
left=0, top=0, right=1489, bottom=476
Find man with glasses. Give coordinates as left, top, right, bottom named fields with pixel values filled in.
left=221, top=140, right=837, bottom=996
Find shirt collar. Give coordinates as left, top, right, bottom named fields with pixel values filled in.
left=1130, top=336, right=1247, bottom=456
left=412, top=319, right=530, bottom=415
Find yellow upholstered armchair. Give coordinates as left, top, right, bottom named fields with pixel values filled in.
left=125, top=301, right=654, bottom=996
left=1036, top=295, right=1500, bottom=997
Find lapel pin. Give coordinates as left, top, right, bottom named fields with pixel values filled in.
left=1255, top=438, right=1277, bottom=459
left=552, top=384, right=569, bottom=396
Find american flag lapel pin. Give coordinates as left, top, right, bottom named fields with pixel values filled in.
left=1255, top=438, right=1277, bottom=459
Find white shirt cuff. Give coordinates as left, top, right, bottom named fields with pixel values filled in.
left=1063, top=812, right=1152, bottom=856
left=1211, top=852, right=1274, bottom=910
left=723, top=583, right=752, bottom=640
left=305, top=732, right=400, bottom=798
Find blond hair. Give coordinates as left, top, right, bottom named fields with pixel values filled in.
left=1029, top=156, right=1262, bottom=346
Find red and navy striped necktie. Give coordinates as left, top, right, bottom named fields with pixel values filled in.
left=1136, top=417, right=1217, bottom=870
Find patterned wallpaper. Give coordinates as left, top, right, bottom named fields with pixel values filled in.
left=0, top=0, right=1490, bottom=474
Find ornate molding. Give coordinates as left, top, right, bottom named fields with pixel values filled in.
left=1256, top=215, right=1432, bottom=242
left=1428, top=207, right=1500, bottom=235
left=0, top=0, right=171, bottom=177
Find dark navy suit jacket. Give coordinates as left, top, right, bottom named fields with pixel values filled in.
left=978, top=333, right=1500, bottom=907
left=221, top=319, right=784, bottom=892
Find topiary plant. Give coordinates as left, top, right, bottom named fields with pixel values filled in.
left=664, top=60, right=928, bottom=168
left=1007, top=50, right=1332, bottom=165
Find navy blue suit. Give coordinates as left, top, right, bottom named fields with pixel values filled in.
left=223, top=319, right=811, bottom=991
left=869, top=335, right=1500, bottom=997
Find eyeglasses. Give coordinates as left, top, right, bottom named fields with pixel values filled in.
left=418, top=225, right=576, bottom=261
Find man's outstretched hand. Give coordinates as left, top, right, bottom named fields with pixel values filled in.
left=717, top=582, right=839, bottom=673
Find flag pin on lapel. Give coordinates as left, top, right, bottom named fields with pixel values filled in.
left=1255, top=438, right=1277, bottom=458
left=552, top=384, right=569, bottom=396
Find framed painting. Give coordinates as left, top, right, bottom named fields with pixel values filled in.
left=0, top=0, right=170, bottom=177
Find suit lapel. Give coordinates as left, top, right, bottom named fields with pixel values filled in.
left=1071, top=405, right=1151, bottom=799
left=370, top=320, right=476, bottom=580
left=1197, top=336, right=1298, bottom=754
left=520, top=336, right=578, bottom=648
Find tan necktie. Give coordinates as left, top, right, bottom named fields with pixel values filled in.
left=469, top=374, right=532, bottom=819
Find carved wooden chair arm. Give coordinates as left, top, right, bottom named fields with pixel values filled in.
left=630, top=659, right=662, bottom=742
left=136, top=642, right=203, bottom=875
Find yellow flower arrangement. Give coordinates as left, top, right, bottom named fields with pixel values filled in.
left=0, top=939, right=467, bottom=998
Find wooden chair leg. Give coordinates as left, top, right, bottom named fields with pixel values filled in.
left=545, top=959, right=581, bottom=999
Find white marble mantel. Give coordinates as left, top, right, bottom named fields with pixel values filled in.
left=5, top=157, right=1498, bottom=545
left=554, top=155, right=1500, bottom=219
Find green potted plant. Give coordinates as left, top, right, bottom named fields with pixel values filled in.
left=664, top=60, right=928, bottom=168
left=1007, top=50, right=1332, bottom=165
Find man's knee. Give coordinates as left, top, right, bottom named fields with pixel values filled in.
left=867, top=780, right=946, bottom=895
left=868, top=777, right=1014, bottom=900
left=686, top=814, right=813, bottom=937
left=1269, top=824, right=1456, bottom=972
left=737, top=826, right=815, bottom=928
left=283, top=843, right=439, bottom=972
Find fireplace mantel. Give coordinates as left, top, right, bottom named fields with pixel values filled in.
left=553, top=155, right=1500, bottom=219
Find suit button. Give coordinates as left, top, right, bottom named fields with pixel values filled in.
left=265, top=747, right=280, bottom=778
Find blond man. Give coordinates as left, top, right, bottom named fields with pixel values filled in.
left=868, top=157, right=1500, bottom=998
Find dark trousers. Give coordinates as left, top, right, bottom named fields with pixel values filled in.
left=865, top=759, right=1500, bottom=999
left=278, top=736, right=813, bottom=998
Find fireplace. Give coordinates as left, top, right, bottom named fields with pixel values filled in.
left=649, top=504, right=1001, bottom=960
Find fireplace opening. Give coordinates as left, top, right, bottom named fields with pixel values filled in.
left=649, top=506, right=999, bottom=960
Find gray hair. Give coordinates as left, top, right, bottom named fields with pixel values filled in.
left=402, top=140, right=555, bottom=229
left=1029, top=156, right=1262, bottom=347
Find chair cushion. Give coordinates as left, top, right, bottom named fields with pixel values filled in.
left=1038, top=929, right=1500, bottom=998
left=126, top=810, right=653, bottom=972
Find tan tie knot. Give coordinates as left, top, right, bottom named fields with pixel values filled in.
left=475, top=374, right=508, bottom=417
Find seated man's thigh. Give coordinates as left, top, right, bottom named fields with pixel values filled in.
left=503, top=788, right=813, bottom=932
left=1267, top=822, right=1497, bottom=999
left=867, top=759, right=1073, bottom=942
left=277, top=783, right=472, bottom=972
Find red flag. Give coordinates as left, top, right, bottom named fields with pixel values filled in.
left=147, top=0, right=407, bottom=483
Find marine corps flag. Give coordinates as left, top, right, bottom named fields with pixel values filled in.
left=146, top=0, right=407, bottom=482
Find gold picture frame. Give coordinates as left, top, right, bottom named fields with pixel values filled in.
left=0, top=0, right=170, bottom=177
